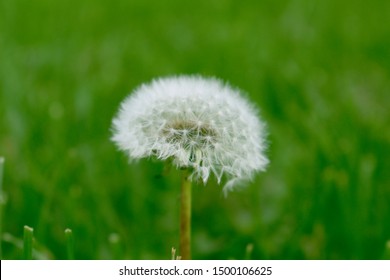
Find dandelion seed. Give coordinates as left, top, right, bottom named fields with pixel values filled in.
left=112, top=75, right=269, bottom=259
left=111, top=75, right=269, bottom=193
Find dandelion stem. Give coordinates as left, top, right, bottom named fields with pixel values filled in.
left=65, top=228, right=74, bottom=260
left=180, top=169, right=192, bottom=260
left=23, top=225, right=34, bottom=260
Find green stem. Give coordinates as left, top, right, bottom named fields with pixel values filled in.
left=23, top=225, right=34, bottom=260
left=180, top=169, right=192, bottom=260
left=65, top=228, right=74, bottom=260
left=0, top=157, right=4, bottom=259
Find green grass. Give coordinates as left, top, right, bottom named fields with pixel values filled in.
left=23, top=225, right=34, bottom=260
left=65, top=228, right=74, bottom=260
left=1, top=0, right=389, bottom=259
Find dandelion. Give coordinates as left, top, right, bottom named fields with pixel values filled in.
left=112, top=76, right=268, bottom=189
left=111, top=75, right=269, bottom=259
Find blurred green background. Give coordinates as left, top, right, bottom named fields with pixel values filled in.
left=1, top=0, right=389, bottom=260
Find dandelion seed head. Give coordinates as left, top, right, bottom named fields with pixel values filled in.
left=111, top=75, right=269, bottom=192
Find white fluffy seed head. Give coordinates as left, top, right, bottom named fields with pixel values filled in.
left=111, top=75, right=269, bottom=193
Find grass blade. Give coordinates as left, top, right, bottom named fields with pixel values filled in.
left=245, top=243, right=254, bottom=260
left=0, top=157, right=4, bottom=192
left=65, top=228, right=74, bottom=260
left=23, top=225, right=34, bottom=260
left=0, top=157, right=4, bottom=258
left=383, top=240, right=390, bottom=260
